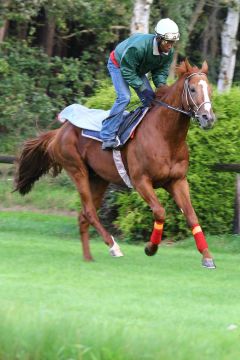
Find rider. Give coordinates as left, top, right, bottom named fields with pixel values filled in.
left=100, top=18, right=180, bottom=150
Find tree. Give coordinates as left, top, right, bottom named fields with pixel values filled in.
left=188, top=0, right=206, bottom=37
left=217, top=0, right=240, bottom=92
left=0, top=0, right=10, bottom=42
left=131, top=0, right=153, bottom=34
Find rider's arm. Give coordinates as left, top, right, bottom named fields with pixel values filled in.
left=152, top=50, right=174, bottom=88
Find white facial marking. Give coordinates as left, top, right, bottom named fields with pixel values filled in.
left=199, top=79, right=211, bottom=112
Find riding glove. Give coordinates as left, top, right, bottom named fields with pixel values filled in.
left=139, top=89, right=155, bottom=107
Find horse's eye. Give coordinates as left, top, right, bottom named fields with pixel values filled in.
left=190, top=87, right=196, bottom=93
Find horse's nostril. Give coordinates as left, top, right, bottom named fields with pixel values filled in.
left=202, top=113, right=215, bottom=123
left=202, top=114, right=209, bottom=120
left=199, top=113, right=215, bottom=130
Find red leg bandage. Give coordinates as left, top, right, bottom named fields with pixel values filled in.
left=192, top=224, right=208, bottom=253
left=150, top=221, right=164, bottom=245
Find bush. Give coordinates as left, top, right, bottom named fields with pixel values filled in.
left=0, top=40, right=103, bottom=152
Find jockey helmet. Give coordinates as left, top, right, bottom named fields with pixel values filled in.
left=155, top=18, right=180, bottom=41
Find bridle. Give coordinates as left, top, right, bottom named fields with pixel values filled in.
left=154, top=72, right=212, bottom=120
left=182, top=73, right=211, bottom=119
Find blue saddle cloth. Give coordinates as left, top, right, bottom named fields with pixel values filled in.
left=82, top=106, right=149, bottom=145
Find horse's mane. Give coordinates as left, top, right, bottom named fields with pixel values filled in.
left=155, top=59, right=208, bottom=99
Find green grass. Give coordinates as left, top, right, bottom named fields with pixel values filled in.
left=0, top=211, right=240, bottom=360
left=0, top=165, right=79, bottom=212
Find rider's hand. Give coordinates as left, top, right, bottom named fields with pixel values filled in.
left=139, top=89, right=155, bottom=107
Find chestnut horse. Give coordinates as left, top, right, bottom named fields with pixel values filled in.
left=14, top=60, right=216, bottom=268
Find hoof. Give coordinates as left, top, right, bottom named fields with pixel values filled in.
left=109, top=236, right=124, bottom=257
left=83, top=256, right=94, bottom=262
left=202, top=258, right=216, bottom=269
left=144, top=242, right=158, bottom=256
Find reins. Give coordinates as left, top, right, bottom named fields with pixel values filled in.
left=101, top=101, right=141, bottom=122
left=153, top=98, right=192, bottom=117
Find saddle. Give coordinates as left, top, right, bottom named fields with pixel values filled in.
left=82, top=106, right=149, bottom=145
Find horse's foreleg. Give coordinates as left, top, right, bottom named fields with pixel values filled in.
left=166, top=178, right=216, bottom=269
left=134, top=177, right=166, bottom=256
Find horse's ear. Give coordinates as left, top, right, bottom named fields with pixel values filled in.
left=185, top=58, right=192, bottom=73
left=176, top=60, right=187, bottom=77
left=201, top=61, right=208, bottom=74
left=176, top=58, right=193, bottom=77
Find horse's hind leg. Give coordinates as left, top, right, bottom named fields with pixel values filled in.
left=166, top=178, right=216, bottom=269
left=53, top=127, right=123, bottom=259
left=69, top=168, right=111, bottom=242
left=65, top=162, right=123, bottom=259
left=79, top=214, right=93, bottom=261
left=78, top=176, right=109, bottom=261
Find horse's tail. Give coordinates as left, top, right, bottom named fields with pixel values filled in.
left=14, top=130, right=62, bottom=195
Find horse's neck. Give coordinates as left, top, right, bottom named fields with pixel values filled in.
left=153, top=79, right=190, bottom=142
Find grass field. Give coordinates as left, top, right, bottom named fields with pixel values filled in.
left=0, top=211, right=240, bottom=360
left=0, top=164, right=78, bottom=213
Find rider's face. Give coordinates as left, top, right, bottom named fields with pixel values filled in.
left=159, top=40, right=175, bottom=54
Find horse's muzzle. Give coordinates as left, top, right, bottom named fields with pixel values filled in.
left=196, top=112, right=216, bottom=130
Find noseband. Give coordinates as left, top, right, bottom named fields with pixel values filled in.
left=182, top=73, right=212, bottom=119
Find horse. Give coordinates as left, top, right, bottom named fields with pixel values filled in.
left=14, top=59, right=216, bottom=268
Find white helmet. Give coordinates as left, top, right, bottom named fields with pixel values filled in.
left=155, top=18, right=180, bottom=41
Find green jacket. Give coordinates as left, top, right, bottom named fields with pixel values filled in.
left=114, top=33, right=174, bottom=91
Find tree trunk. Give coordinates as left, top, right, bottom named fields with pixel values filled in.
left=202, top=3, right=219, bottom=64
left=188, top=0, right=206, bottom=37
left=42, top=12, right=56, bottom=56
left=130, top=0, right=153, bottom=34
left=0, top=20, right=9, bottom=42
left=217, top=0, right=240, bottom=92
left=0, top=0, right=10, bottom=42
left=208, top=2, right=219, bottom=80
